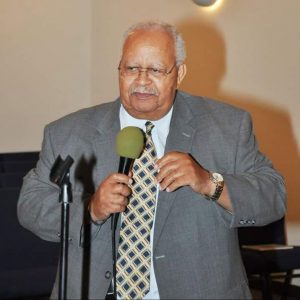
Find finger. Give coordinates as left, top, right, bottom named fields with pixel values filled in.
left=109, top=201, right=128, bottom=214
left=156, top=160, right=180, bottom=184
left=159, top=170, right=182, bottom=191
left=110, top=173, right=133, bottom=185
left=163, top=174, right=189, bottom=192
left=113, top=183, right=132, bottom=197
left=110, top=195, right=129, bottom=207
left=155, top=152, right=179, bottom=169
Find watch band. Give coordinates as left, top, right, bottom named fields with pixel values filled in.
left=208, top=172, right=224, bottom=202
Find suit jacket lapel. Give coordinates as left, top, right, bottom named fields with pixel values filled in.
left=91, top=99, right=121, bottom=177
left=153, top=92, right=197, bottom=249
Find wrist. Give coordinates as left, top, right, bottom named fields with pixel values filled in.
left=201, top=170, right=215, bottom=196
left=88, top=201, right=105, bottom=225
left=204, top=171, right=224, bottom=201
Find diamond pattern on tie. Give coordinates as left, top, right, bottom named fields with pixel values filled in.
left=116, top=121, right=157, bottom=299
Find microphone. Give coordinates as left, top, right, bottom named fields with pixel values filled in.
left=113, top=126, right=144, bottom=227
left=50, top=155, right=74, bottom=186
left=116, top=126, right=144, bottom=175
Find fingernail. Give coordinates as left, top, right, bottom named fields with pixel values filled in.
left=129, top=179, right=133, bottom=185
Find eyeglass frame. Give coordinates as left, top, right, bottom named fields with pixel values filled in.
left=118, top=62, right=177, bottom=79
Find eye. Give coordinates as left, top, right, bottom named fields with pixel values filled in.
left=148, top=68, right=164, bottom=76
left=150, top=68, right=161, bottom=74
left=126, top=66, right=139, bottom=73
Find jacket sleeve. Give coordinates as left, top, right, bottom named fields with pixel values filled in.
left=214, top=111, right=287, bottom=228
left=17, top=124, right=95, bottom=244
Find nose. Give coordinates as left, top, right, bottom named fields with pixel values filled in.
left=135, top=69, right=152, bottom=85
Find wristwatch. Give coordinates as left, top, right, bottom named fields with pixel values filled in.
left=207, top=171, right=224, bottom=201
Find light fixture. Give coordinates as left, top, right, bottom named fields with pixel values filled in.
left=192, top=0, right=217, bottom=7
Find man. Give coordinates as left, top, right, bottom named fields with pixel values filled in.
left=18, top=21, right=286, bottom=299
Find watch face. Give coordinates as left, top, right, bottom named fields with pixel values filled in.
left=212, top=172, right=224, bottom=182
left=208, top=172, right=224, bottom=201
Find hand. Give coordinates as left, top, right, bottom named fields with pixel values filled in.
left=155, top=151, right=213, bottom=195
left=89, top=173, right=132, bottom=222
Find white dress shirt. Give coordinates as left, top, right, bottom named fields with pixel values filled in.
left=119, top=104, right=173, bottom=299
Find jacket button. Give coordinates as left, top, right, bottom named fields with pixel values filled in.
left=105, top=271, right=112, bottom=279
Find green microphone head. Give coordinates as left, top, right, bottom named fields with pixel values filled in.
left=116, top=126, right=144, bottom=159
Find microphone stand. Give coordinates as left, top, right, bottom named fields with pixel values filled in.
left=50, top=155, right=74, bottom=300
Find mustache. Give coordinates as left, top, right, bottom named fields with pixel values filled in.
left=129, top=85, right=159, bottom=96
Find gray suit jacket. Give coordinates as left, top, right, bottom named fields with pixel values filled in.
left=18, top=90, right=286, bottom=299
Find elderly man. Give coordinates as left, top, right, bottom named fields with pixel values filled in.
left=18, top=21, right=286, bottom=299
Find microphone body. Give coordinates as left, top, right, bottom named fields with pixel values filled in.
left=118, top=156, right=134, bottom=175
left=112, top=156, right=134, bottom=229
left=112, top=126, right=144, bottom=230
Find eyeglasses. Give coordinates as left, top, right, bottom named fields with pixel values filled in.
left=118, top=63, right=177, bottom=79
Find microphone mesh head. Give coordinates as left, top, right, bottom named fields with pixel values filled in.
left=116, top=126, right=144, bottom=159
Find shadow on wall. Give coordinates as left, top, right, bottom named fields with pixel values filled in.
left=177, top=20, right=300, bottom=222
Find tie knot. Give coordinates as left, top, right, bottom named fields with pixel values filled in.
left=145, top=121, right=154, bottom=135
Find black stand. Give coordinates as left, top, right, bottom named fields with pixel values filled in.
left=50, top=155, right=74, bottom=300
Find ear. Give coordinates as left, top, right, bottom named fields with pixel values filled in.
left=177, top=64, right=187, bottom=87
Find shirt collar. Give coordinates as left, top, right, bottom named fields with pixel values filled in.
left=119, top=104, right=173, bottom=135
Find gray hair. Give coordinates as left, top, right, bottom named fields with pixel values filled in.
left=123, top=21, right=186, bottom=66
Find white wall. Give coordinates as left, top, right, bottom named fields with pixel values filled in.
left=0, top=0, right=299, bottom=245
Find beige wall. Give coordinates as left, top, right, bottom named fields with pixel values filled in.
left=0, top=0, right=91, bottom=152
left=0, top=1, right=299, bottom=243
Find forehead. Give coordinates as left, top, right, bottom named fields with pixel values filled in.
left=122, top=29, right=176, bottom=64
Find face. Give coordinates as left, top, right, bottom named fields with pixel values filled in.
left=119, top=29, right=186, bottom=120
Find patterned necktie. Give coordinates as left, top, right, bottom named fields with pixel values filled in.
left=116, top=121, right=158, bottom=299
